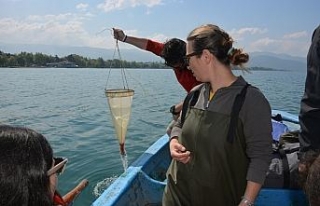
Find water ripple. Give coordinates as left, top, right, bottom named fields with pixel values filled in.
left=0, top=68, right=305, bottom=205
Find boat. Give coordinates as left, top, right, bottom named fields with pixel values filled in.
left=92, top=110, right=309, bottom=206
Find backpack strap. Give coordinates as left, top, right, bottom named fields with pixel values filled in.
left=279, top=148, right=290, bottom=188
left=226, top=83, right=250, bottom=143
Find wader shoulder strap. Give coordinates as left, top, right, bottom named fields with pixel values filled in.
left=181, top=83, right=250, bottom=143
left=181, top=90, right=199, bottom=126
left=227, top=83, right=250, bottom=143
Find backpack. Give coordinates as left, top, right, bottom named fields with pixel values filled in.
left=263, top=119, right=301, bottom=189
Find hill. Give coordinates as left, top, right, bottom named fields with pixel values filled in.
left=0, top=42, right=307, bottom=70
left=248, top=52, right=306, bottom=71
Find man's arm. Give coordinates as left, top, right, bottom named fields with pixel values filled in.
left=170, top=101, right=183, bottom=116
left=174, top=101, right=183, bottom=113
left=113, top=28, right=148, bottom=50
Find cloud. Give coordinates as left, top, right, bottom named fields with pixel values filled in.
left=0, top=12, right=310, bottom=58
left=97, top=0, right=125, bottom=12
left=97, top=0, right=162, bottom=12
left=0, top=18, right=78, bottom=45
left=26, top=13, right=75, bottom=22
left=283, top=31, right=308, bottom=39
left=126, top=30, right=174, bottom=42
left=0, top=13, right=108, bottom=48
left=248, top=37, right=309, bottom=56
left=226, top=27, right=309, bottom=56
left=76, top=3, right=89, bottom=11
left=251, top=37, right=278, bottom=47
left=237, top=27, right=268, bottom=35
left=229, top=27, right=267, bottom=41
left=131, top=0, right=162, bottom=7
left=155, top=34, right=168, bottom=41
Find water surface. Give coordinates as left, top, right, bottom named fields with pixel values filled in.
left=0, top=68, right=305, bottom=205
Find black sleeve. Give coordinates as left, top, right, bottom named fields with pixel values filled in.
left=299, top=25, right=320, bottom=154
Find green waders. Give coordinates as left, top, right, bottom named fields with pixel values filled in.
left=163, top=109, right=249, bottom=206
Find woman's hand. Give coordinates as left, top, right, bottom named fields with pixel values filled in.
left=169, top=138, right=191, bottom=164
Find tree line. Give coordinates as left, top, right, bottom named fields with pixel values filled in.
left=0, top=50, right=277, bottom=71
left=0, top=51, right=169, bottom=69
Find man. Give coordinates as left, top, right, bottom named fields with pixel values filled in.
left=113, top=28, right=201, bottom=134
left=299, top=25, right=320, bottom=166
left=298, top=26, right=320, bottom=205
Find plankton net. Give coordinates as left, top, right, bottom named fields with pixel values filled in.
left=105, top=33, right=134, bottom=156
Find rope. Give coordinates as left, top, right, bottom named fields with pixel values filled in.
left=103, top=28, right=130, bottom=90
left=115, top=41, right=129, bottom=90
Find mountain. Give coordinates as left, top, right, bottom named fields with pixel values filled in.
left=248, top=52, right=306, bottom=71
left=0, top=42, right=307, bottom=70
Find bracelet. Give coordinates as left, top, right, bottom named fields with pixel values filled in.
left=122, top=35, right=127, bottom=42
left=241, top=196, right=254, bottom=206
left=170, top=105, right=180, bottom=115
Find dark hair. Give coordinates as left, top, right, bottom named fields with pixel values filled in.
left=161, top=38, right=186, bottom=68
left=0, top=125, right=54, bottom=206
left=187, top=24, right=249, bottom=69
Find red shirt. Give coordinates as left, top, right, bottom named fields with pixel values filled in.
left=53, top=191, right=67, bottom=206
left=146, top=40, right=201, bottom=93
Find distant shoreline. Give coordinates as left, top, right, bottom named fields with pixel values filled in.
left=1, top=66, right=285, bottom=71
left=0, top=50, right=295, bottom=71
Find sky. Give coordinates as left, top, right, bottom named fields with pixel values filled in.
left=0, top=0, right=319, bottom=57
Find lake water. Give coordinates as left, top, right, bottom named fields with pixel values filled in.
left=0, top=67, right=306, bottom=205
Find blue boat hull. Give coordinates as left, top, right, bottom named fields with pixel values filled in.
left=93, top=110, right=309, bottom=206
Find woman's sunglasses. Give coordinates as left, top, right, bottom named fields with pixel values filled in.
left=47, top=157, right=68, bottom=176
left=183, top=51, right=202, bottom=66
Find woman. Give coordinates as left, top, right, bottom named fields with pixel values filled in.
left=0, top=125, right=68, bottom=206
left=163, top=24, right=273, bottom=206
